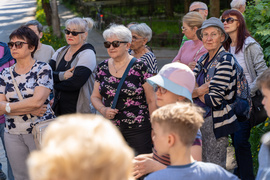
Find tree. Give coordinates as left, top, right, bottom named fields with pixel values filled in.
left=210, top=0, right=220, bottom=17
left=51, top=0, right=61, bottom=38
left=184, top=0, right=191, bottom=13
left=42, top=0, right=52, bottom=26
left=165, top=0, right=174, bottom=18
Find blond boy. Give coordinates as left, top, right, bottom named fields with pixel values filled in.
left=145, top=102, right=238, bottom=180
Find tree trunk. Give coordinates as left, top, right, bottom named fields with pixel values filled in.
left=42, top=0, right=52, bottom=26
left=210, top=0, right=220, bottom=18
left=184, top=0, right=191, bottom=14
left=165, top=0, right=174, bottom=18
left=50, top=0, right=61, bottom=38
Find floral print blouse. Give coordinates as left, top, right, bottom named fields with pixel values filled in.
left=96, top=59, right=152, bottom=129
left=0, top=61, right=54, bottom=134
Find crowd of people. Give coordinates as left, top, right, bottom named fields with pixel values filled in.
left=0, top=0, right=269, bottom=180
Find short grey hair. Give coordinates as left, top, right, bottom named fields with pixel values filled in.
left=103, top=24, right=132, bottom=43
left=65, top=17, right=94, bottom=32
left=190, top=1, right=208, bottom=11
left=129, top=23, right=152, bottom=42
left=230, top=0, right=246, bottom=9
left=25, top=20, right=43, bottom=33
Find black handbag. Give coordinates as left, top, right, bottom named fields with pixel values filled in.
left=249, top=90, right=268, bottom=127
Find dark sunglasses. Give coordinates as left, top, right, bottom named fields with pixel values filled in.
left=7, top=41, right=28, bottom=49
left=192, top=8, right=206, bottom=12
left=221, top=17, right=238, bottom=24
left=64, top=29, right=85, bottom=36
left=104, top=41, right=128, bottom=48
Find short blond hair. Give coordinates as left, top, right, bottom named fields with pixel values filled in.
left=183, top=11, right=204, bottom=29
left=151, top=102, right=204, bottom=146
left=27, top=114, right=134, bottom=180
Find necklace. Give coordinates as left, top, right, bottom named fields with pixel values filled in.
left=112, top=60, right=128, bottom=73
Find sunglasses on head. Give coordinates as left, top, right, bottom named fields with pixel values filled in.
left=104, top=41, right=128, bottom=48
left=192, top=8, right=206, bottom=12
left=64, top=29, right=85, bottom=36
left=221, top=17, right=238, bottom=24
left=7, top=41, right=28, bottom=49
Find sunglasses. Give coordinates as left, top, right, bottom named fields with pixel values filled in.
left=64, top=29, right=85, bottom=36
left=104, top=41, right=128, bottom=48
left=7, top=41, right=28, bottom=49
left=154, top=85, right=167, bottom=94
left=221, top=17, right=238, bottom=24
left=192, top=8, right=206, bottom=12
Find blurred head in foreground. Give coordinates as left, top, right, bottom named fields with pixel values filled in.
left=27, top=114, right=134, bottom=180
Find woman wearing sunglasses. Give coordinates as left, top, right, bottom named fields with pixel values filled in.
left=91, top=24, right=157, bottom=155
left=222, top=9, right=268, bottom=180
left=49, top=17, right=96, bottom=115
left=128, top=23, right=158, bottom=74
left=172, top=12, right=207, bottom=70
left=133, top=62, right=202, bottom=179
left=0, top=26, right=54, bottom=180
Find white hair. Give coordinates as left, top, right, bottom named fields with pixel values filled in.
left=129, top=23, right=152, bottom=42
left=65, top=17, right=94, bottom=32
left=103, top=24, right=132, bottom=43
left=230, top=0, right=246, bottom=9
left=190, top=1, right=208, bottom=11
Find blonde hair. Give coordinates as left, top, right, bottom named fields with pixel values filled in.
left=65, top=17, right=94, bottom=32
left=182, top=11, right=204, bottom=29
left=151, top=102, right=204, bottom=146
left=27, top=114, right=134, bottom=180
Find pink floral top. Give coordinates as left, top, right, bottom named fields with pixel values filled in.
left=95, top=59, right=152, bottom=128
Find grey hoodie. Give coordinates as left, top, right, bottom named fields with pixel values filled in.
left=243, top=36, right=268, bottom=96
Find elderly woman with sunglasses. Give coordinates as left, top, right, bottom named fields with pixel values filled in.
left=49, top=17, right=96, bottom=115
left=172, top=12, right=207, bottom=70
left=128, top=23, right=158, bottom=74
left=91, top=24, right=157, bottom=155
left=192, top=17, right=240, bottom=169
left=0, top=26, right=54, bottom=180
left=222, top=9, right=268, bottom=180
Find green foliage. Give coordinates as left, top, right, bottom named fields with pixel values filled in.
left=245, top=0, right=270, bottom=65
left=41, top=28, right=66, bottom=50
left=35, top=0, right=66, bottom=50
left=35, top=0, right=47, bottom=25
left=249, top=118, right=270, bottom=175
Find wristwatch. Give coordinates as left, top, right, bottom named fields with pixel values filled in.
left=5, top=103, right=11, bottom=113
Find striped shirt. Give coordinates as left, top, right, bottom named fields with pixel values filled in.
left=193, top=47, right=239, bottom=139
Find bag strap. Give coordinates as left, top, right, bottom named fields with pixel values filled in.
left=111, top=57, right=136, bottom=109
left=9, top=67, right=32, bottom=119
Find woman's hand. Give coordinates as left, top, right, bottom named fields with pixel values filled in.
left=31, top=105, right=47, bottom=117
left=198, top=81, right=210, bottom=96
left=133, top=154, right=166, bottom=178
left=101, top=107, right=118, bottom=119
left=188, top=61, right=197, bottom=70
left=64, top=67, right=75, bottom=80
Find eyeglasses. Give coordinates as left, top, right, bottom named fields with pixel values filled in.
left=154, top=85, right=167, bottom=94
left=201, top=32, right=219, bottom=40
left=181, top=26, right=187, bottom=31
left=192, top=8, right=206, bottom=12
left=221, top=17, right=238, bottom=24
left=7, top=41, right=28, bottom=49
left=132, top=36, right=144, bottom=41
left=64, top=29, right=85, bottom=36
left=104, top=41, right=128, bottom=48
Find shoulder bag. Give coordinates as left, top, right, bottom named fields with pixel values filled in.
left=9, top=67, right=55, bottom=149
left=111, top=57, right=136, bottom=109
left=249, top=90, right=268, bottom=127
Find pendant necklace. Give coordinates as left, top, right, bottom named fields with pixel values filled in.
left=112, top=60, right=128, bottom=73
